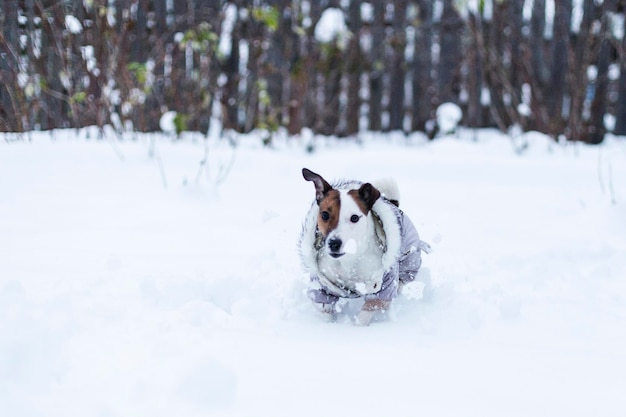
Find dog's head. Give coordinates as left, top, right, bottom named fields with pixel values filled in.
left=302, top=168, right=380, bottom=258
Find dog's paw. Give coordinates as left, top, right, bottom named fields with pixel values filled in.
left=354, top=299, right=391, bottom=326
left=313, top=302, right=338, bottom=321
left=320, top=303, right=336, bottom=314
left=354, top=309, right=376, bottom=326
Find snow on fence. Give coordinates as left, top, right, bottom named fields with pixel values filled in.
left=1, top=0, right=625, bottom=143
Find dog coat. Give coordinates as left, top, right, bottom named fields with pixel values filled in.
left=299, top=180, right=430, bottom=306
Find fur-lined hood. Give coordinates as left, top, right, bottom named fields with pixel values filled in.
left=298, top=179, right=404, bottom=280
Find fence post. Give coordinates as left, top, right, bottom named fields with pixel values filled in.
left=411, top=0, right=433, bottom=133
left=547, top=0, right=572, bottom=132
left=389, top=0, right=407, bottom=132
left=615, top=13, right=626, bottom=135
left=345, top=0, right=362, bottom=137
left=0, top=0, right=19, bottom=131
left=368, top=0, right=385, bottom=131
left=439, top=0, right=462, bottom=104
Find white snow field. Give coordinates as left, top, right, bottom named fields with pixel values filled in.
left=1, top=128, right=625, bottom=417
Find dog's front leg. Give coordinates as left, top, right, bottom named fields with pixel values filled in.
left=355, top=299, right=391, bottom=326
left=313, top=302, right=338, bottom=321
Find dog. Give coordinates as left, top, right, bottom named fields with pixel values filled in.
left=299, top=168, right=430, bottom=325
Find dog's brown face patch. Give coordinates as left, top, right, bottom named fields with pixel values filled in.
left=347, top=189, right=369, bottom=215
left=317, top=189, right=340, bottom=237
left=347, top=183, right=380, bottom=214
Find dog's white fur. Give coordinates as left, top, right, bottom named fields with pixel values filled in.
left=300, top=181, right=404, bottom=298
left=316, top=189, right=385, bottom=296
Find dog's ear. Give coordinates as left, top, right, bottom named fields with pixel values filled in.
left=357, top=183, right=381, bottom=212
left=302, top=168, right=333, bottom=204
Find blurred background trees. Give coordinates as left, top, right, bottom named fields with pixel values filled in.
left=1, top=0, right=625, bottom=144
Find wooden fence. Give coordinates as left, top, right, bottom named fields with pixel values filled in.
left=1, top=0, right=625, bottom=143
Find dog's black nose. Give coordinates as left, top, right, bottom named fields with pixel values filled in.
left=328, top=238, right=342, bottom=252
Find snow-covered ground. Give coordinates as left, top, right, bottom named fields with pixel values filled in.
left=1, top=128, right=625, bottom=416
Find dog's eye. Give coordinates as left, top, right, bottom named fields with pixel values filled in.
left=350, top=215, right=360, bottom=223
left=321, top=211, right=330, bottom=221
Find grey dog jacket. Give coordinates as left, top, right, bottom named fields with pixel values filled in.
left=299, top=180, right=430, bottom=306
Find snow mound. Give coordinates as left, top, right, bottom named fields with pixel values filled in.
left=315, top=8, right=349, bottom=44
left=436, top=102, right=463, bottom=134
left=159, top=110, right=177, bottom=134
